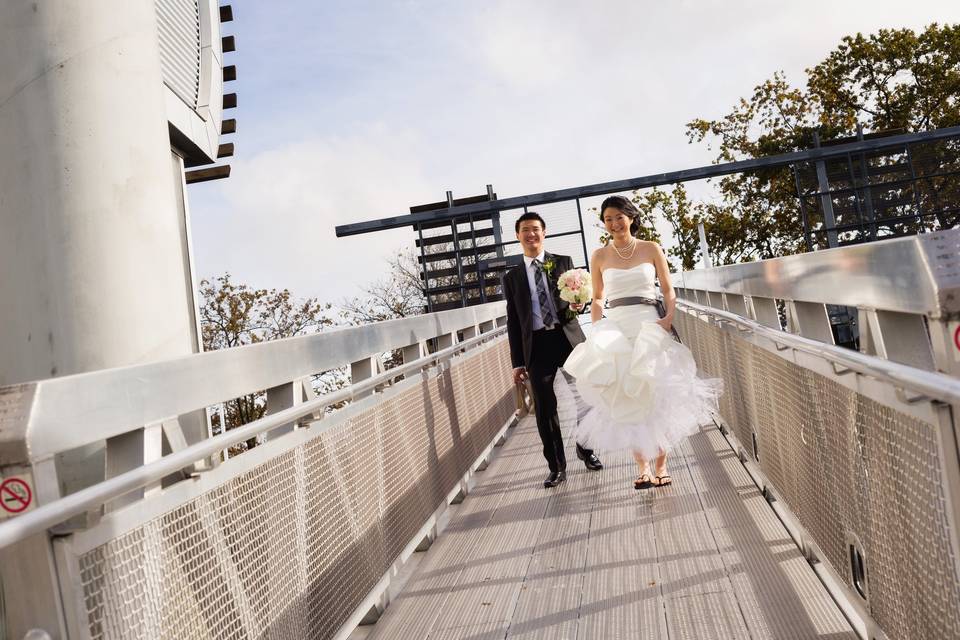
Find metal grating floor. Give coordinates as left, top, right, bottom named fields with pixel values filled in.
left=360, top=417, right=857, bottom=640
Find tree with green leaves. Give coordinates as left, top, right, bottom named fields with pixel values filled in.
left=199, top=274, right=337, bottom=449
left=681, top=23, right=960, bottom=263
left=199, top=249, right=441, bottom=453
left=594, top=185, right=708, bottom=272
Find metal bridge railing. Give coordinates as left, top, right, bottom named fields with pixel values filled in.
left=0, top=303, right=516, bottom=640
left=674, top=236, right=960, bottom=640
left=675, top=228, right=960, bottom=376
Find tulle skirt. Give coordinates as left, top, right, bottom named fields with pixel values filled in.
left=561, top=305, right=722, bottom=458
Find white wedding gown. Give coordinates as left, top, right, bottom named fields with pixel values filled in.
left=562, top=263, right=722, bottom=457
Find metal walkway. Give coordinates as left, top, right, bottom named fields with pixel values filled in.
left=358, top=416, right=856, bottom=640
left=6, top=232, right=960, bottom=638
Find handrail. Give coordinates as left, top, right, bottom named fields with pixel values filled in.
left=678, top=299, right=960, bottom=404
left=5, top=301, right=507, bottom=463
left=675, top=228, right=960, bottom=319
left=0, top=326, right=507, bottom=550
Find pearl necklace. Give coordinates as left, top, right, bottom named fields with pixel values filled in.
left=612, top=237, right=637, bottom=260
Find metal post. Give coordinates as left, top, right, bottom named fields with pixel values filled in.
left=793, top=165, right=814, bottom=251
left=845, top=151, right=867, bottom=240
left=468, top=214, right=484, bottom=303
left=448, top=190, right=466, bottom=308
left=416, top=223, right=432, bottom=312
left=698, top=222, right=713, bottom=269
left=905, top=143, right=925, bottom=230
left=856, top=124, right=877, bottom=240
left=488, top=184, right=504, bottom=258
left=575, top=198, right=590, bottom=268
left=813, top=132, right=840, bottom=248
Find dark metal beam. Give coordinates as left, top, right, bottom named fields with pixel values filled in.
left=186, top=165, right=231, bottom=184
left=415, top=227, right=495, bottom=248
left=335, top=125, right=960, bottom=237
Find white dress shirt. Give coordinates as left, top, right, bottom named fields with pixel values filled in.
left=523, top=251, right=558, bottom=330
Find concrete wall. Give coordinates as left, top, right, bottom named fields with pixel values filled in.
left=0, top=0, right=198, bottom=386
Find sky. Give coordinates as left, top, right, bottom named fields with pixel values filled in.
left=187, top=0, right=960, bottom=304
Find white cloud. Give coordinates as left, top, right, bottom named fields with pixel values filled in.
left=190, top=124, right=436, bottom=302
left=188, top=0, right=960, bottom=302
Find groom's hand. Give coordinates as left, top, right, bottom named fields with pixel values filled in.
left=512, top=367, right=528, bottom=385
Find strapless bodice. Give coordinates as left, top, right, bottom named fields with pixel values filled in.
left=602, top=262, right=657, bottom=301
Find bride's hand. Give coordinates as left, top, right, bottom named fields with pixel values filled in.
left=656, top=318, right=672, bottom=333
left=570, top=302, right=585, bottom=312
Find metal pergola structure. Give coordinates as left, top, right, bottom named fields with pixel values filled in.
left=410, top=188, right=505, bottom=312
left=795, top=126, right=960, bottom=250
left=335, top=125, right=960, bottom=314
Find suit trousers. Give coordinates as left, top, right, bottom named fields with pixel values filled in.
left=528, top=326, right=574, bottom=473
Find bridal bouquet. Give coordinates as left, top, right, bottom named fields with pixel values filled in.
left=557, top=268, right=592, bottom=317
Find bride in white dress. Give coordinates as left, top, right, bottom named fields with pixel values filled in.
left=563, top=196, right=722, bottom=489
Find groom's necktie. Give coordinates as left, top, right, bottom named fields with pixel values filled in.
left=532, top=259, right=557, bottom=329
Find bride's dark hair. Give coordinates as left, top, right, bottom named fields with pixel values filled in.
left=599, top=195, right=642, bottom=237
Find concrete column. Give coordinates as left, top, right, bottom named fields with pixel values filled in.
left=0, top=0, right=197, bottom=386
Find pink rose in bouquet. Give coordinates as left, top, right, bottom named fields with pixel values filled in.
left=557, top=268, right=592, bottom=306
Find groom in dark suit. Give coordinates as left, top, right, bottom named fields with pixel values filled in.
left=503, top=211, right=603, bottom=488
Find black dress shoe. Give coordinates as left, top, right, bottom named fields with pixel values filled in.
left=576, top=444, right=603, bottom=471
left=543, top=471, right=566, bottom=488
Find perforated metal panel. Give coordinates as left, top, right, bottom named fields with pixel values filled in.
left=155, top=0, right=201, bottom=107
left=74, top=339, right=515, bottom=640
left=675, top=310, right=960, bottom=640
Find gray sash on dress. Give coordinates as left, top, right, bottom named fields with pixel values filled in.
left=606, top=297, right=682, bottom=343
left=607, top=296, right=659, bottom=309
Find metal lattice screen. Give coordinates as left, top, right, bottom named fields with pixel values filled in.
left=155, top=0, right=201, bottom=107
left=675, top=310, right=960, bottom=640
left=73, top=339, right=516, bottom=640
left=497, top=200, right=590, bottom=269
left=796, top=135, right=960, bottom=249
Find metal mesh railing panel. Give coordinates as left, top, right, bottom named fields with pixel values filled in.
left=675, top=310, right=960, bottom=640
left=76, top=338, right=515, bottom=640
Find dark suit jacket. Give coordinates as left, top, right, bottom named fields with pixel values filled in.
left=503, top=252, right=586, bottom=369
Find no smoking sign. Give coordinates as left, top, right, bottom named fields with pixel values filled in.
left=953, top=322, right=960, bottom=363
left=0, top=475, right=35, bottom=517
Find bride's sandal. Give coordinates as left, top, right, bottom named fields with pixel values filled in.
left=634, top=473, right=653, bottom=490
left=654, top=474, right=673, bottom=487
